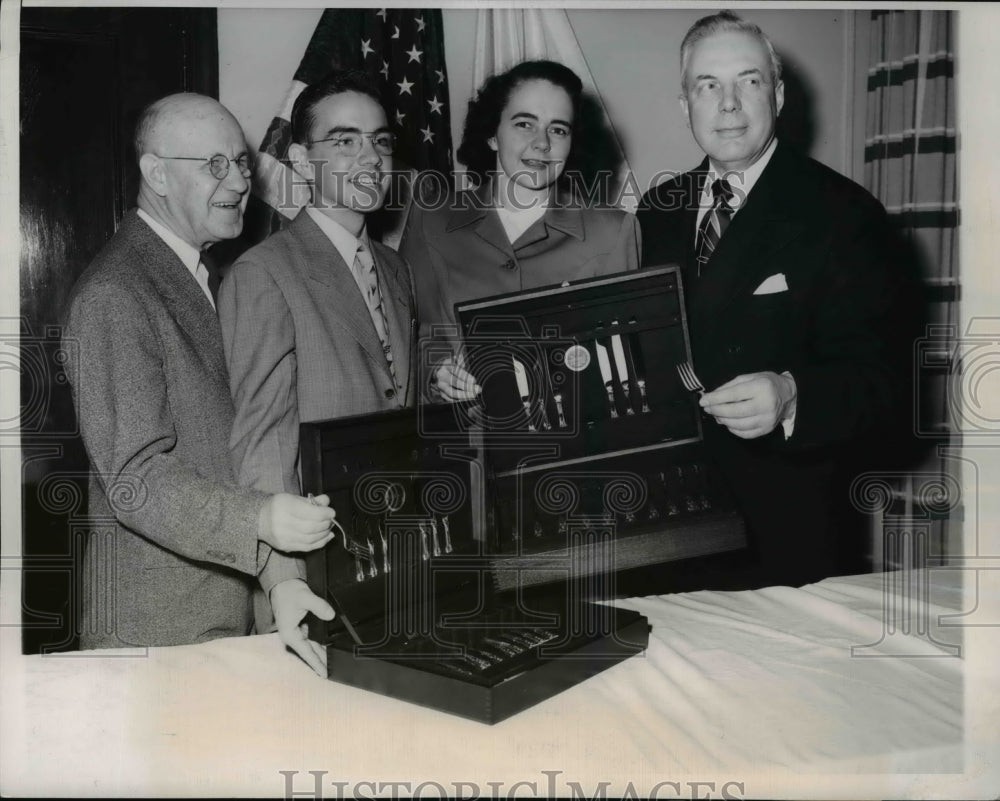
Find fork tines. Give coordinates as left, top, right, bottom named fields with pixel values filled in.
left=675, top=361, right=705, bottom=394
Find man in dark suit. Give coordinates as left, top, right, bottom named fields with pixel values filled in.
left=64, top=93, right=337, bottom=665
left=637, top=12, right=910, bottom=586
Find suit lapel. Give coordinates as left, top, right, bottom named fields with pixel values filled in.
left=683, top=164, right=708, bottom=274
left=126, top=213, right=228, bottom=382
left=291, top=212, right=388, bottom=370
left=446, top=182, right=514, bottom=260
left=687, top=145, right=805, bottom=334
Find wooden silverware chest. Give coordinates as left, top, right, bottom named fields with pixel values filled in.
left=299, top=266, right=744, bottom=722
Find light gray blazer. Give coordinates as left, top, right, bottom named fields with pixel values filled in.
left=64, top=211, right=270, bottom=649
left=218, top=210, right=417, bottom=596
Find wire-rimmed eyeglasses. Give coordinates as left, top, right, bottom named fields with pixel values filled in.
left=307, top=132, right=396, bottom=157
left=156, top=153, right=253, bottom=181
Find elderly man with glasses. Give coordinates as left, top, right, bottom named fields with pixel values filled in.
left=63, top=93, right=339, bottom=662
left=218, top=70, right=417, bottom=664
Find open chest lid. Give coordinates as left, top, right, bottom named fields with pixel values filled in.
left=454, top=266, right=701, bottom=473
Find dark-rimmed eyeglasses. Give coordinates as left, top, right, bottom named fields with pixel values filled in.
left=156, top=153, right=252, bottom=181
left=307, top=132, right=396, bottom=157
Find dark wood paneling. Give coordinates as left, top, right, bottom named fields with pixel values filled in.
left=19, top=8, right=218, bottom=654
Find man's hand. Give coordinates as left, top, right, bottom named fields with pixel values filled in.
left=270, top=578, right=335, bottom=677
left=260, top=493, right=336, bottom=552
left=432, top=354, right=481, bottom=402
left=700, top=371, right=797, bottom=439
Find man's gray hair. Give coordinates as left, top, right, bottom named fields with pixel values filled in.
left=680, top=11, right=783, bottom=92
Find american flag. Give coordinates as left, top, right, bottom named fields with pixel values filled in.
left=247, top=8, right=453, bottom=246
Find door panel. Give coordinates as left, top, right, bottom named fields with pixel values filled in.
left=19, top=8, right=218, bottom=653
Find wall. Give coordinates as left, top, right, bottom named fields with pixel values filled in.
left=218, top=8, right=323, bottom=152
left=218, top=8, right=851, bottom=195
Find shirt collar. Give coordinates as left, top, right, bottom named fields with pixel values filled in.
left=704, top=137, right=779, bottom=211
left=305, top=206, right=369, bottom=267
left=136, top=208, right=202, bottom=276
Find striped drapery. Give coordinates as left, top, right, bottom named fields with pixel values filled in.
left=864, top=10, right=958, bottom=285
left=862, top=10, right=959, bottom=569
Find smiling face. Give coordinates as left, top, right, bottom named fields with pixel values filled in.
left=680, top=30, right=784, bottom=174
left=489, top=78, right=573, bottom=194
left=289, top=90, right=392, bottom=226
left=154, top=101, right=250, bottom=249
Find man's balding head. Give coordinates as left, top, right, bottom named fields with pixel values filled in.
left=135, top=93, right=250, bottom=250
left=134, top=93, right=233, bottom=162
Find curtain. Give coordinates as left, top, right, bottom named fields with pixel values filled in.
left=862, top=10, right=959, bottom=566
left=864, top=10, right=958, bottom=286
left=472, top=9, right=637, bottom=210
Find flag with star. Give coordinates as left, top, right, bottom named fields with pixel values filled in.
left=245, top=8, right=453, bottom=248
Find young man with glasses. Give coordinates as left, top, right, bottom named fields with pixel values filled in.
left=218, top=71, right=417, bottom=658
left=63, top=93, right=338, bottom=661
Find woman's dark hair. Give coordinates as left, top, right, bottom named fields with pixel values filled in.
left=457, top=60, right=584, bottom=183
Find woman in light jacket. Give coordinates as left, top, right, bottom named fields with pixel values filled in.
left=401, top=59, right=640, bottom=401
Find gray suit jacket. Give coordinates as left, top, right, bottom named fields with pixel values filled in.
left=218, top=211, right=416, bottom=592
left=64, top=211, right=270, bottom=649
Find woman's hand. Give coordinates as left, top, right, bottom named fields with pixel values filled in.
left=432, top=355, right=482, bottom=401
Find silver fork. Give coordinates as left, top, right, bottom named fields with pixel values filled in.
left=675, top=361, right=705, bottom=396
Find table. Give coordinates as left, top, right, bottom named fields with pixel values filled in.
left=3, top=569, right=996, bottom=798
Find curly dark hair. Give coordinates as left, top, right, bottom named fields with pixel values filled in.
left=290, top=69, right=383, bottom=145
left=457, top=60, right=584, bottom=184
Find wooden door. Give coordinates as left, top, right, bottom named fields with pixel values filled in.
left=19, top=7, right=218, bottom=653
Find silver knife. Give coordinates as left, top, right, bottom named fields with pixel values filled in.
left=534, top=349, right=555, bottom=430
left=627, top=330, right=652, bottom=414
left=594, top=341, right=619, bottom=419
left=610, top=323, right=634, bottom=414
left=512, top=357, right=537, bottom=431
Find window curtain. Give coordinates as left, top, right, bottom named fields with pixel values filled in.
left=864, top=10, right=958, bottom=287
left=862, top=10, right=959, bottom=566
left=471, top=9, right=636, bottom=210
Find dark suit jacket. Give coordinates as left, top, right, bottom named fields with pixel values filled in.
left=64, top=211, right=270, bottom=649
left=638, top=143, right=912, bottom=585
left=400, top=180, right=641, bottom=388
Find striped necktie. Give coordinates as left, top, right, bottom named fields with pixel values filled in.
left=353, top=243, right=398, bottom=389
left=695, top=179, right=735, bottom=276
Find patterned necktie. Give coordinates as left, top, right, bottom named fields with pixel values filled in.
left=695, top=179, right=735, bottom=276
left=353, top=243, right=398, bottom=389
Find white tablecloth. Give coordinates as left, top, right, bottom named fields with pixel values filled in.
left=3, top=569, right=996, bottom=798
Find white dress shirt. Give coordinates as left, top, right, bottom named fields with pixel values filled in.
left=495, top=199, right=547, bottom=245
left=694, top=137, right=778, bottom=241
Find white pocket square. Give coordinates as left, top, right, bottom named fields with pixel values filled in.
left=753, top=273, right=788, bottom=295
